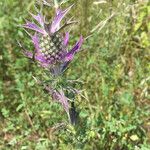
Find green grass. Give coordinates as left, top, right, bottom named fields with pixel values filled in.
left=1, top=0, right=150, bottom=149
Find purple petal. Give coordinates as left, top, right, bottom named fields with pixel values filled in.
left=60, top=61, right=70, bottom=73
left=63, top=32, right=69, bottom=47
left=20, top=35, right=51, bottom=67
left=23, top=50, right=33, bottom=59
left=53, top=89, right=69, bottom=113
left=49, top=61, right=70, bottom=76
left=64, top=36, right=83, bottom=61
left=30, top=13, right=44, bottom=27
left=44, top=86, right=69, bottom=113
left=35, top=55, right=47, bottom=63
left=31, top=33, right=40, bottom=53
left=50, top=5, right=73, bottom=33
left=23, top=20, right=46, bottom=35
left=23, top=48, right=50, bottom=68
left=31, top=34, right=49, bottom=64
left=23, top=50, right=45, bottom=63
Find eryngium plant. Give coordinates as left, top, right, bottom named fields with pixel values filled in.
left=20, top=0, right=83, bottom=125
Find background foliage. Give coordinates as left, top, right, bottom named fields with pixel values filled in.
left=1, top=0, right=150, bottom=149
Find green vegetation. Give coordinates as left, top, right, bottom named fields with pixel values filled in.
left=1, top=0, right=150, bottom=149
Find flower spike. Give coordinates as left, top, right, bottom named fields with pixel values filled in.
left=22, top=5, right=83, bottom=72
left=21, top=3, right=84, bottom=125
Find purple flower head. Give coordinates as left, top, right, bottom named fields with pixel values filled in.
left=22, top=5, right=83, bottom=75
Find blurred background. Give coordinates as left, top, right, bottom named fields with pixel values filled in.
left=1, top=0, right=150, bottom=149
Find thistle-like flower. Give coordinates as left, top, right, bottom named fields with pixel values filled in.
left=22, top=5, right=83, bottom=75
left=21, top=3, right=83, bottom=124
